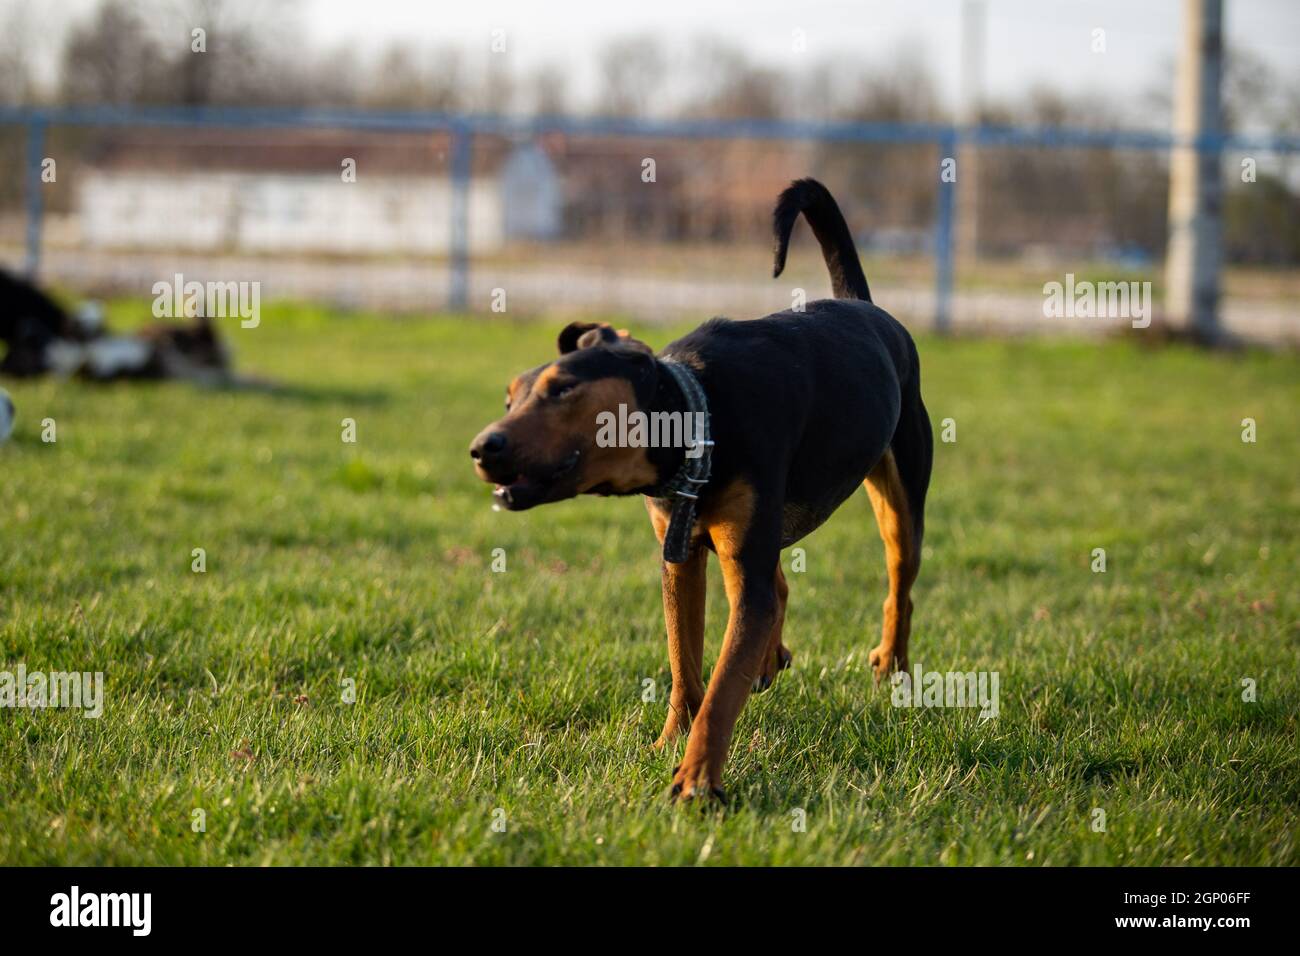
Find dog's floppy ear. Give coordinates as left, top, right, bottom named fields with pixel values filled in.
left=558, top=321, right=618, bottom=354
left=557, top=321, right=653, bottom=355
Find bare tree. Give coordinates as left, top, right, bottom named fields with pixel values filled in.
left=838, top=42, right=941, bottom=123
left=296, top=42, right=363, bottom=109
left=357, top=42, right=466, bottom=112
left=1222, top=45, right=1281, bottom=133
left=681, top=39, right=784, bottom=119
left=528, top=62, right=569, bottom=117
left=60, top=0, right=161, bottom=104
left=598, top=36, right=667, bottom=117
left=0, top=3, right=36, bottom=105
left=479, top=53, right=514, bottom=114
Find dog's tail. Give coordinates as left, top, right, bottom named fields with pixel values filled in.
left=772, top=178, right=872, bottom=302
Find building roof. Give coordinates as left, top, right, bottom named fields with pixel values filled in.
left=81, top=128, right=501, bottom=176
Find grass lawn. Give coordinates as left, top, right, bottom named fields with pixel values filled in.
left=1, top=302, right=1296, bottom=865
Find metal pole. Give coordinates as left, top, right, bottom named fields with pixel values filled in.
left=956, top=0, right=985, bottom=262
left=1164, top=0, right=1224, bottom=341
left=24, top=113, right=46, bottom=279
left=448, top=123, right=473, bottom=312
left=935, top=129, right=958, bottom=334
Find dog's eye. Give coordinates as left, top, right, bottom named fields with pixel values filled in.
left=551, top=382, right=577, bottom=399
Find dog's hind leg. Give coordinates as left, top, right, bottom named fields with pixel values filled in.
left=864, top=386, right=932, bottom=682
left=752, top=565, right=793, bottom=693
left=648, top=502, right=708, bottom=749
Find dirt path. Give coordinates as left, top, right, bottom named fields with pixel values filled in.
left=8, top=247, right=1297, bottom=344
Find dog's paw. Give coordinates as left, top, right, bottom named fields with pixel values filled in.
left=654, top=697, right=701, bottom=748
left=869, top=644, right=906, bottom=684
left=651, top=733, right=680, bottom=752
left=752, top=642, right=794, bottom=693
left=669, top=759, right=725, bottom=804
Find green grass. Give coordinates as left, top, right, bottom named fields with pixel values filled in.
left=1, top=302, right=1297, bottom=866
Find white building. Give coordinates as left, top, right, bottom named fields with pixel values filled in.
left=79, top=170, right=503, bottom=255
left=76, top=134, right=562, bottom=256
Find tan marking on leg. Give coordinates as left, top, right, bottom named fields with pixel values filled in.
left=754, top=564, right=792, bottom=692
left=670, top=479, right=776, bottom=799
left=864, top=449, right=918, bottom=682
left=701, top=478, right=756, bottom=578
left=647, top=499, right=707, bottom=748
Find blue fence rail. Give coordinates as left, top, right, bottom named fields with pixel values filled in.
left=3, top=105, right=1298, bottom=329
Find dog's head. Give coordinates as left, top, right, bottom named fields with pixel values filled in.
left=470, top=321, right=661, bottom=510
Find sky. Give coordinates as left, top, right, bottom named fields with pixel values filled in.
left=22, top=0, right=1300, bottom=120
left=300, top=0, right=1300, bottom=109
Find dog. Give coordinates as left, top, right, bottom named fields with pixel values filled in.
left=50, top=314, right=232, bottom=384
left=0, top=267, right=80, bottom=377
left=0, top=267, right=231, bottom=383
left=470, top=179, right=933, bottom=800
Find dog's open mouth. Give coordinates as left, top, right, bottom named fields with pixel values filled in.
left=491, top=450, right=581, bottom=510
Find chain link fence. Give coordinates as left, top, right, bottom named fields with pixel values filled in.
left=0, top=108, right=1296, bottom=342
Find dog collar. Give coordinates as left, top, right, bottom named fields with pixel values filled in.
left=648, top=356, right=713, bottom=564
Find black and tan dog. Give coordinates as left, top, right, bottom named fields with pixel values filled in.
left=470, top=179, right=933, bottom=800
left=0, top=267, right=231, bottom=383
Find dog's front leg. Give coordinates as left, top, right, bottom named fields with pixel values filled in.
left=653, top=546, right=708, bottom=749
left=670, top=483, right=779, bottom=801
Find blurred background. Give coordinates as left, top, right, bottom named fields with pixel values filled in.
left=0, top=0, right=1297, bottom=341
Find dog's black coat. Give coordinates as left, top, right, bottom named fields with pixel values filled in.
left=488, top=179, right=932, bottom=586
left=658, top=300, right=930, bottom=547
left=643, top=181, right=931, bottom=574
left=0, top=267, right=77, bottom=376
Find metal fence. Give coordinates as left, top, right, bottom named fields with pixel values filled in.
left=1, top=106, right=1297, bottom=339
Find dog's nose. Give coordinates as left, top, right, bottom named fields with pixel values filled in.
left=470, top=431, right=508, bottom=462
